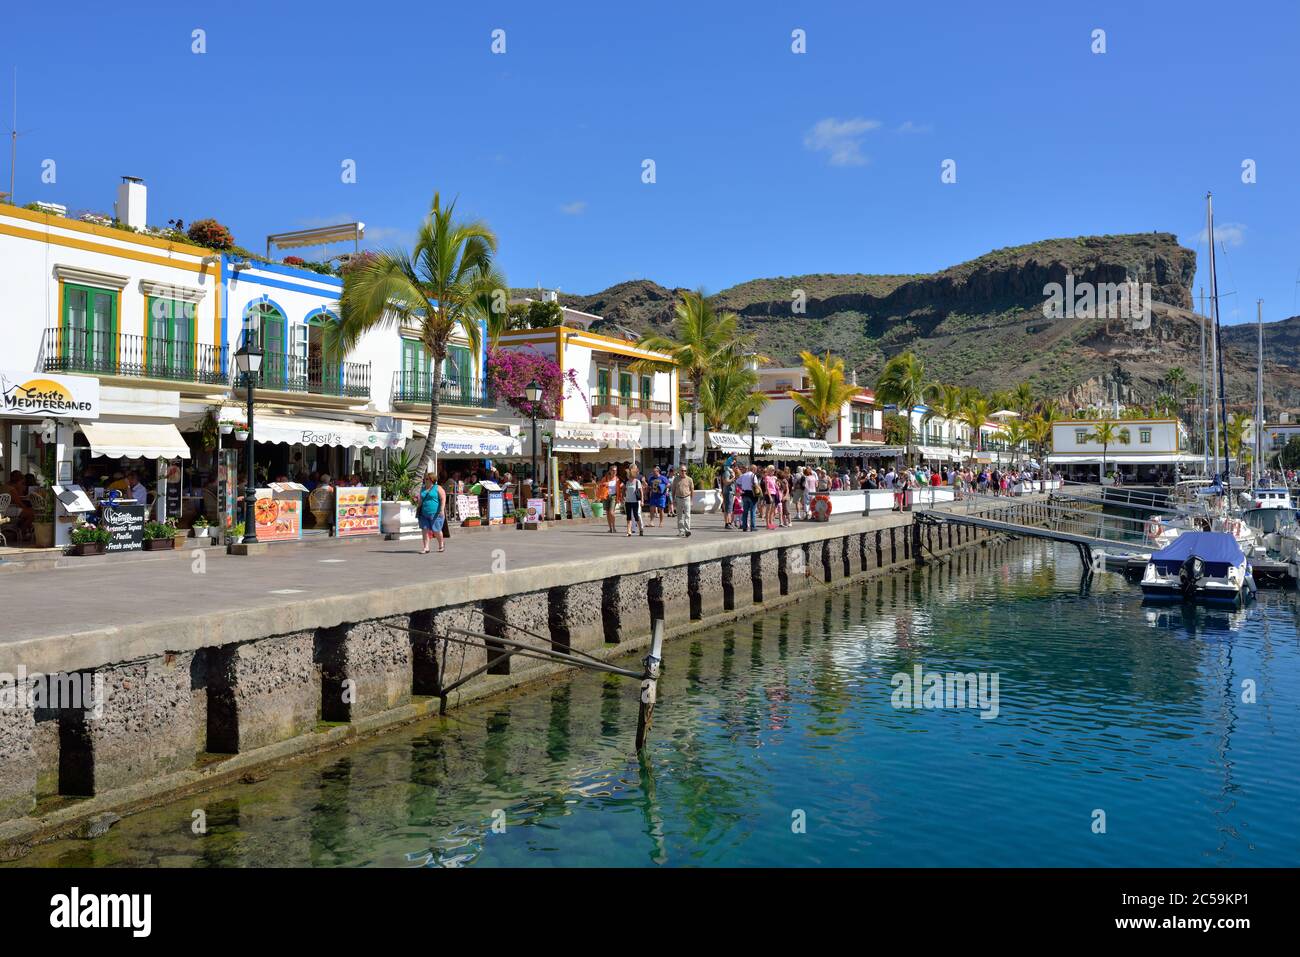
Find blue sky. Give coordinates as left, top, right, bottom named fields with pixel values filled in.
left=4, top=0, right=1297, bottom=322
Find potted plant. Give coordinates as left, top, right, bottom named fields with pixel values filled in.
left=379, top=450, right=420, bottom=536
left=192, top=516, right=212, bottom=539
left=687, top=462, right=720, bottom=512
left=461, top=515, right=482, bottom=527
left=228, top=521, right=246, bottom=545
left=143, top=520, right=176, bottom=550
left=232, top=421, right=250, bottom=442
left=167, top=517, right=189, bottom=549
left=67, top=524, right=110, bottom=556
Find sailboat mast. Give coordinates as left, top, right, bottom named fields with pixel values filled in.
left=1199, top=287, right=1208, bottom=475
left=1256, top=298, right=1264, bottom=480
left=1207, top=192, right=1232, bottom=496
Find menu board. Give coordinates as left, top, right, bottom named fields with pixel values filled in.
left=335, top=485, right=381, bottom=537
left=456, top=494, right=480, bottom=521
left=217, top=454, right=237, bottom=529
left=101, top=503, right=145, bottom=553
left=525, top=498, right=546, bottom=524
left=164, top=459, right=183, bottom=518
left=253, top=489, right=301, bottom=542
left=568, top=490, right=593, bottom=518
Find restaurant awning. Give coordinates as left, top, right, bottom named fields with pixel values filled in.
left=706, top=432, right=832, bottom=458
left=1046, top=452, right=1199, bottom=466
left=79, top=421, right=191, bottom=459
left=520, top=420, right=643, bottom=453
left=224, top=410, right=406, bottom=450
left=422, top=425, right=521, bottom=457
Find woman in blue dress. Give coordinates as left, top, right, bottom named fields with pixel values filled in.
left=418, top=472, right=445, bottom=554
left=648, top=466, right=669, bottom=527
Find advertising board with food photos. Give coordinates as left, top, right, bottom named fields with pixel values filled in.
left=253, top=489, right=302, bottom=542
left=335, top=485, right=381, bottom=537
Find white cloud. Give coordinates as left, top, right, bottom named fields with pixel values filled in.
left=1194, top=222, right=1246, bottom=247
left=896, top=120, right=933, bottom=134
left=803, top=117, right=881, bottom=167
left=559, top=200, right=588, bottom=215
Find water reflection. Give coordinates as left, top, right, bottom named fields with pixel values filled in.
left=10, top=540, right=1299, bottom=868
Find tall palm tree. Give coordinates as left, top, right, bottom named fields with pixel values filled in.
left=1164, top=367, right=1188, bottom=407
left=699, top=357, right=768, bottom=432
left=960, top=396, right=993, bottom=460
left=1089, top=421, right=1130, bottom=478
left=922, top=382, right=964, bottom=451
left=1011, top=381, right=1034, bottom=415
left=788, top=351, right=860, bottom=439
left=876, top=352, right=928, bottom=465
left=333, top=193, right=499, bottom=474
left=637, top=290, right=754, bottom=455
left=1224, top=411, right=1251, bottom=465
left=1025, top=414, right=1053, bottom=468
left=1002, top=418, right=1029, bottom=458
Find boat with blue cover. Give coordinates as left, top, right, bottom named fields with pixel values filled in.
left=1140, top=531, right=1256, bottom=605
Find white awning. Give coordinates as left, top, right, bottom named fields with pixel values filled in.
left=79, top=421, right=191, bottom=459
left=522, top=420, right=643, bottom=453
left=1047, top=452, right=1199, bottom=466
left=706, top=432, right=832, bottom=458
left=232, top=411, right=405, bottom=450
left=427, top=426, right=521, bottom=457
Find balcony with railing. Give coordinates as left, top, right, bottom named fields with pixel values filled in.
left=590, top=395, right=674, bottom=422
left=257, top=351, right=371, bottom=399
left=850, top=427, right=885, bottom=443
left=43, top=327, right=227, bottom=385
left=391, top=369, right=494, bottom=408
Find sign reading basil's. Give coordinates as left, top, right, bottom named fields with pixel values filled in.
left=101, top=503, right=145, bottom=553
left=0, top=369, right=100, bottom=419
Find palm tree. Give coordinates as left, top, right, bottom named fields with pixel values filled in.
left=959, top=396, right=993, bottom=460
left=699, top=357, right=768, bottom=433
left=1025, top=413, right=1053, bottom=468
left=1164, top=366, right=1188, bottom=409
left=333, top=193, right=500, bottom=474
left=875, top=352, right=928, bottom=465
left=1002, top=418, right=1029, bottom=458
left=637, top=290, right=754, bottom=456
left=922, top=382, right=964, bottom=451
left=1224, top=411, right=1251, bottom=465
left=788, top=351, right=860, bottom=440
left=1011, top=381, right=1034, bottom=415
left=1089, top=421, right=1130, bottom=479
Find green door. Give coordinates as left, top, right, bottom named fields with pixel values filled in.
left=254, top=305, right=286, bottom=387
left=63, top=283, right=118, bottom=372
left=147, top=297, right=196, bottom=378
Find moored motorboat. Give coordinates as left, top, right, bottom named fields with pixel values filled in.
left=1140, top=531, right=1256, bottom=605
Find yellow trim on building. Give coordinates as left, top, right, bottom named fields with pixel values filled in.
left=0, top=221, right=217, bottom=276
left=2, top=204, right=212, bottom=256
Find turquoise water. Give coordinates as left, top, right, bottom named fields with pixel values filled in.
left=15, top=542, right=1300, bottom=867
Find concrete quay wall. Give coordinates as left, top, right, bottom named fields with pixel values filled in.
left=0, top=498, right=1052, bottom=846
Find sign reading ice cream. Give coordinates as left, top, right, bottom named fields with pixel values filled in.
left=0, top=370, right=100, bottom=419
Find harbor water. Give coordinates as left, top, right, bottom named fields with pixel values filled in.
left=12, top=541, right=1299, bottom=867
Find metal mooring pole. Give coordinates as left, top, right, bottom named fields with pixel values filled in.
left=636, top=619, right=665, bottom=752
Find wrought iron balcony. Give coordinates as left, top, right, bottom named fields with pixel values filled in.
left=851, top=428, right=885, bottom=443
left=391, top=369, right=494, bottom=408
left=43, top=327, right=227, bottom=385
left=590, top=395, right=673, bottom=422
left=256, top=351, right=371, bottom=398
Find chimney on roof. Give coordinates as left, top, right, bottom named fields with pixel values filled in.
left=114, top=175, right=146, bottom=230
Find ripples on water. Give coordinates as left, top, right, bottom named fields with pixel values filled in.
left=14, top=542, right=1300, bottom=868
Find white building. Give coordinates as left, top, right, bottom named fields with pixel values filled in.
left=1048, top=418, right=1197, bottom=480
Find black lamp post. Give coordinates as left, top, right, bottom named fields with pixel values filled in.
left=747, top=410, right=760, bottom=462
left=525, top=379, right=543, bottom=494
left=234, top=339, right=264, bottom=544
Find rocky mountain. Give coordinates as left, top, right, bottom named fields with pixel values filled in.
left=541, top=233, right=1300, bottom=414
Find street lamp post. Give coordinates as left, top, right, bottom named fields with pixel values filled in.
left=747, top=410, right=760, bottom=463
left=525, top=379, right=543, bottom=501
left=234, top=339, right=264, bottom=545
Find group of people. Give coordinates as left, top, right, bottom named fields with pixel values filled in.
left=596, top=464, right=695, bottom=537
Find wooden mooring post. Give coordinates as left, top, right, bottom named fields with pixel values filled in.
left=636, top=619, right=665, bottom=752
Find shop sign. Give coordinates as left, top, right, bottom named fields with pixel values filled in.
left=0, top=370, right=100, bottom=419
left=335, top=486, right=381, bottom=537
left=101, top=503, right=145, bottom=552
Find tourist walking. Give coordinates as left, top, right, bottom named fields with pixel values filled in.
left=763, top=465, right=780, bottom=530
left=671, top=466, right=694, bottom=537
left=623, top=465, right=646, bottom=536
left=599, top=466, right=620, bottom=533
left=418, top=472, right=445, bottom=554
left=721, top=458, right=736, bottom=530
left=737, top=463, right=758, bottom=531
left=648, top=466, right=669, bottom=527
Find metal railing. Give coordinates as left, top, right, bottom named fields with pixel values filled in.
left=591, top=395, right=673, bottom=421
left=391, top=369, right=493, bottom=407
left=256, top=351, right=371, bottom=398
left=43, top=327, right=227, bottom=385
